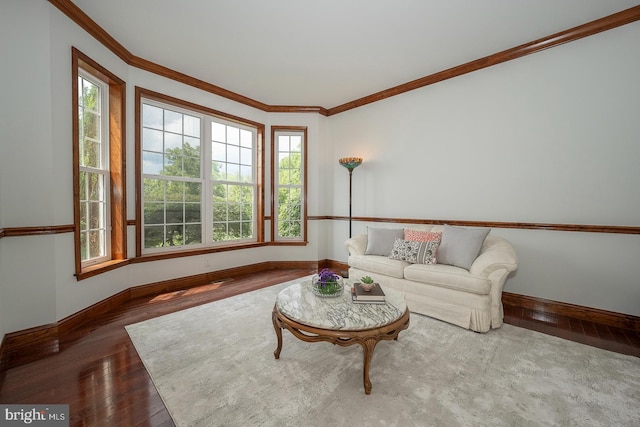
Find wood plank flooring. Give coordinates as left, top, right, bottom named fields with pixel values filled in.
left=1, top=268, right=638, bottom=426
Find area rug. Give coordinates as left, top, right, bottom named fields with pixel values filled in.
left=125, top=277, right=640, bottom=426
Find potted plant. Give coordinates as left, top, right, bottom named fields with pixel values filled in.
left=360, top=276, right=377, bottom=292
left=311, top=268, right=344, bottom=297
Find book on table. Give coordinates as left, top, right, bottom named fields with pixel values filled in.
left=352, top=283, right=385, bottom=302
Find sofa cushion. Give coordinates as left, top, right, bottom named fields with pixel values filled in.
left=389, top=238, right=439, bottom=265
left=404, top=229, right=442, bottom=243
left=437, top=225, right=490, bottom=270
left=365, top=227, right=405, bottom=256
left=348, top=254, right=407, bottom=279
left=404, top=263, right=491, bottom=295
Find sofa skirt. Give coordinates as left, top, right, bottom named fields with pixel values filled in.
left=348, top=267, right=494, bottom=333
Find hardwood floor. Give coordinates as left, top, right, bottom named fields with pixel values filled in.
left=1, top=268, right=638, bottom=426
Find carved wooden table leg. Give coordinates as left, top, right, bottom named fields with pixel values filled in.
left=272, top=305, right=283, bottom=359
left=361, top=337, right=379, bottom=395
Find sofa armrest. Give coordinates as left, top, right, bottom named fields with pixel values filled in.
left=345, top=234, right=368, bottom=256
left=469, top=236, right=518, bottom=277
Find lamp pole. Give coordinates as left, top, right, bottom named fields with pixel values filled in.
left=338, top=157, right=363, bottom=238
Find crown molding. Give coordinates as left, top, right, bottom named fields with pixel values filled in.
left=47, top=1, right=640, bottom=115
left=326, top=5, right=640, bottom=115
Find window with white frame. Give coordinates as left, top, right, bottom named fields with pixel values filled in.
left=78, top=71, right=110, bottom=265
left=140, top=95, right=260, bottom=253
left=273, top=127, right=306, bottom=242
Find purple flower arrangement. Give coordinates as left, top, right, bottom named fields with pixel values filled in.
left=312, top=268, right=344, bottom=297
left=317, top=268, right=339, bottom=286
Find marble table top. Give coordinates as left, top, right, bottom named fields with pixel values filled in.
left=275, top=280, right=407, bottom=331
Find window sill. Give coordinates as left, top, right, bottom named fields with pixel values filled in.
left=270, top=241, right=308, bottom=246
left=133, top=242, right=270, bottom=263
left=76, top=259, right=130, bottom=281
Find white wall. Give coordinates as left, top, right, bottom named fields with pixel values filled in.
left=0, top=2, right=325, bottom=334
left=326, top=22, right=640, bottom=316
left=1, top=2, right=638, bottom=337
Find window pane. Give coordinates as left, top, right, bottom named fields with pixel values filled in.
left=144, top=225, right=164, bottom=248
left=184, top=182, right=201, bottom=202
left=227, top=163, right=239, bottom=182
left=144, top=178, right=165, bottom=202
left=165, top=181, right=184, bottom=202
left=228, top=222, right=240, bottom=239
left=290, top=163, right=301, bottom=184
left=88, top=201, right=103, bottom=229
left=211, top=122, right=226, bottom=142
left=290, top=136, right=302, bottom=152
left=212, top=161, right=225, bottom=180
left=279, top=168, right=290, bottom=185
left=144, top=202, right=164, bottom=224
left=241, top=200, right=253, bottom=221
left=227, top=126, right=239, bottom=145
left=88, top=230, right=105, bottom=259
left=165, top=132, right=182, bottom=151
left=79, top=172, right=87, bottom=200
left=279, top=136, right=289, bottom=153
left=185, top=224, right=202, bottom=245
left=240, top=165, right=252, bottom=182
left=166, top=225, right=183, bottom=246
left=143, top=151, right=163, bottom=175
left=185, top=203, right=201, bottom=223
left=183, top=114, right=200, bottom=137
left=184, top=136, right=200, bottom=151
left=143, top=104, right=163, bottom=130
left=241, top=221, right=253, bottom=238
left=278, top=188, right=289, bottom=206
left=164, top=110, right=182, bottom=133
left=213, top=203, right=227, bottom=221
left=212, top=222, right=227, bottom=241
left=80, top=202, right=87, bottom=229
left=82, top=138, right=100, bottom=168
left=240, top=147, right=252, bottom=166
left=143, top=128, right=163, bottom=152
left=240, top=129, right=252, bottom=148
left=212, top=142, right=226, bottom=162
left=183, top=156, right=200, bottom=178
left=166, top=203, right=184, bottom=224
left=87, top=173, right=103, bottom=201
left=227, top=144, right=240, bottom=164
left=83, top=110, right=100, bottom=141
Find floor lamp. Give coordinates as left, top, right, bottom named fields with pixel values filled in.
left=339, top=157, right=363, bottom=238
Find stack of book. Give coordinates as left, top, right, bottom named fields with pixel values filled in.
left=351, top=283, right=386, bottom=304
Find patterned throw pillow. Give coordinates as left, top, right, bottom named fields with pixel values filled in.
left=404, top=229, right=442, bottom=243
left=389, top=238, right=439, bottom=265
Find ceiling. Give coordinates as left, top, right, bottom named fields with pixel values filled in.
left=70, top=0, right=640, bottom=109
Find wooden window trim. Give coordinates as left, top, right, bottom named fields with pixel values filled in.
left=72, top=47, right=127, bottom=280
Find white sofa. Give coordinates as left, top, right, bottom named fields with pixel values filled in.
left=345, top=225, right=518, bottom=333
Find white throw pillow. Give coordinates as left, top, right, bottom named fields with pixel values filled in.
left=437, top=225, right=490, bottom=270
left=365, top=227, right=405, bottom=256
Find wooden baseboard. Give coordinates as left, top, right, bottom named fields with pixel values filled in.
left=502, top=292, right=640, bottom=331
left=0, top=260, right=319, bottom=372
left=2, top=260, right=638, bottom=372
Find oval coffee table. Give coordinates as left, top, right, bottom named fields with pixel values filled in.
left=272, top=281, right=410, bottom=394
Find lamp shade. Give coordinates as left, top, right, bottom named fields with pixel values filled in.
left=338, top=157, right=363, bottom=170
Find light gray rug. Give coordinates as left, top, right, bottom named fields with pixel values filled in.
left=126, top=277, right=640, bottom=426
